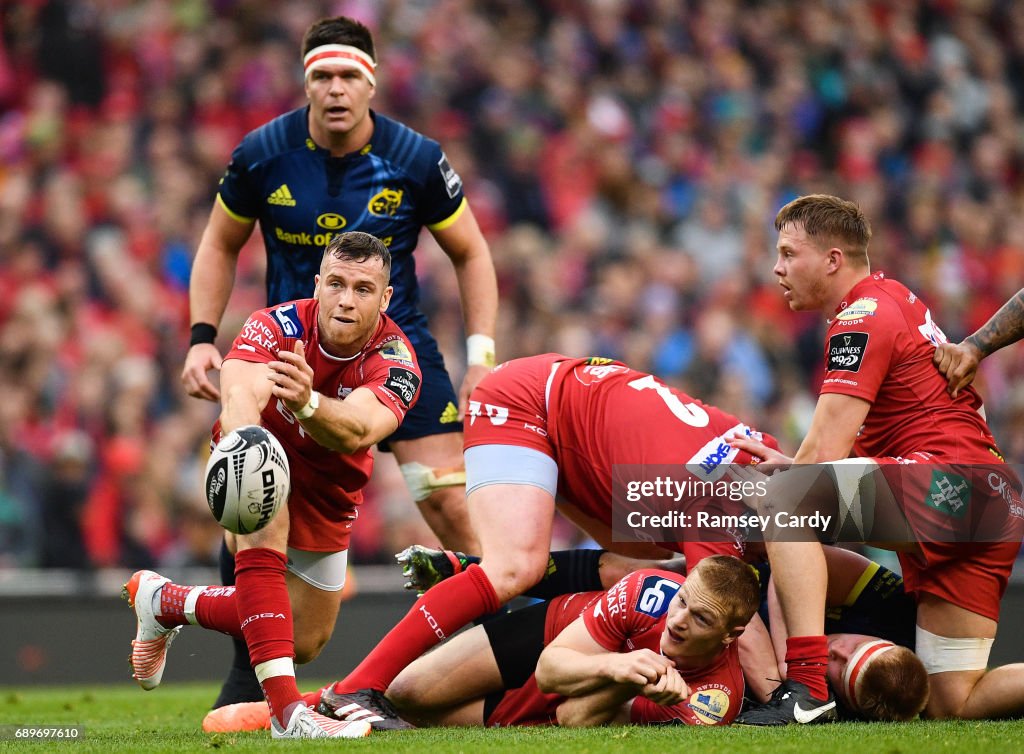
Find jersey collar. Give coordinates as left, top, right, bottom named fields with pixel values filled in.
left=833, top=271, right=885, bottom=317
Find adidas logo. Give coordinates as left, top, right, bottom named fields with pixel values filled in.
left=267, top=184, right=296, bottom=207
left=439, top=402, right=459, bottom=424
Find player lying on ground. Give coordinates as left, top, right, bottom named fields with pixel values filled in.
left=204, top=547, right=927, bottom=732
left=124, top=232, right=423, bottom=739
left=396, top=543, right=927, bottom=721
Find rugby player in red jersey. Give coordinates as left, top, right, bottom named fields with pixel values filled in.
left=731, top=194, right=1024, bottom=724
left=311, top=351, right=785, bottom=723
left=383, top=556, right=757, bottom=728
left=123, top=231, right=422, bottom=738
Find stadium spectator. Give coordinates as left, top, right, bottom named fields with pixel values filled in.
left=2, top=1, right=1024, bottom=588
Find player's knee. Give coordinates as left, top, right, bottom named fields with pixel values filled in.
left=916, top=626, right=992, bottom=719
left=400, top=462, right=466, bottom=502
left=236, top=502, right=289, bottom=553
left=482, top=551, right=548, bottom=601
left=384, top=673, right=424, bottom=714
left=293, top=626, right=333, bottom=665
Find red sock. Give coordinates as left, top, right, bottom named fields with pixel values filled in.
left=785, top=635, right=830, bottom=700
left=235, top=548, right=301, bottom=726
left=156, top=582, right=193, bottom=628
left=194, top=586, right=242, bottom=638
left=334, top=564, right=500, bottom=693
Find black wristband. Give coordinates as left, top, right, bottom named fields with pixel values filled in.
left=189, top=322, right=218, bottom=347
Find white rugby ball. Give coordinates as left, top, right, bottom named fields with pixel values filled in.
left=205, top=425, right=290, bottom=535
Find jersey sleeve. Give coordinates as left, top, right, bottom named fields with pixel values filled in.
left=360, top=334, right=423, bottom=424
left=819, top=298, right=897, bottom=403
left=629, top=684, right=740, bottom=725
left=224, top=309, right=284, bottom=364
left=216, top=139, right=261, bottom=222
left=417, top=141, right=467, bottom=230
left=582, top=570, right=679, bottom=652
left=629, top=695, right=701, bottom=725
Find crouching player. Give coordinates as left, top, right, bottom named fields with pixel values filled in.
left=122, top=232, right=422, bottom=739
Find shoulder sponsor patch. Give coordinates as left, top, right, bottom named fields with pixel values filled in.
left=271, top=303, right=304, bottom=339
left=634, top=575, right=681, bottom=618
left=835, top=298, right=877, bottom=322
left=383, top=367, right=421, bottom=409
left=437, top=153, right=463, bottom=199
left=827, top=331, right=868, bottom=372
left=380, top=338, right=414, bottom=367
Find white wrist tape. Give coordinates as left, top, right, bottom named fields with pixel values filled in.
left=915, top=626, right=993, bottom=674
left=466, top=334, right=495, bottom=368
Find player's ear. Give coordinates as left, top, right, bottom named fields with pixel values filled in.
left=379, top=285, right=393, bottom=313
left=827, top=247, right=843, bottom=272
left=313, top=273, right=322, bottom=299
left=722, top=624, right=745, bottom=646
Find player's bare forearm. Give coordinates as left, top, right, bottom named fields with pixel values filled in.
left=536, top=646, right=618, bottom=697
left=297, top=390, right=398, bottom=455
left=555, top=686, right=634, bottom=727
left=219, top=372, right=270, bottom=434
left=453, top=247, right=498, bottom=339
left=966, top=289, right=1024, bottom=356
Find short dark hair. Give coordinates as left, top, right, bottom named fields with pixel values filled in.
left=321, top=231, right=391, bottom=278
left=692, top=555, right=760, bottom=628
left=775, top=194, right=872, bottom=264
left=302, top=16, right=375, bottom=61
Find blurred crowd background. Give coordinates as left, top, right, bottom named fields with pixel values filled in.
left=3, top=0, right=1024, bottom=572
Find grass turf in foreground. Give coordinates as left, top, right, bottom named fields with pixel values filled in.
left=1, top=683, right=1023, bottom=753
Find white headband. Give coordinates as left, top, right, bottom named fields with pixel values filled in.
left=303, top=44, right=376, bottom=86
left=842, top=639, right=896, bottom=710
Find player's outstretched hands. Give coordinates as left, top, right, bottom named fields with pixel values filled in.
left=269, top=341, right=315, bottom=412
left=605, top=649, right=675, bottom=688
left=182, top=343, right=223, bottom=401
left=933, top=340, right=982, bottom=398
left=641, top=665, right=689, bottom=706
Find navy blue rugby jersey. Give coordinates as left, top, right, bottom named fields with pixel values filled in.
left=217, top=108, right=466, bottom=328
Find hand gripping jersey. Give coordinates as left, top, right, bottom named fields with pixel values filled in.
left=819, top=272, right=1024, bottom=620
left=217, top=108, right=465, bottom=330
left=485, top=569, right=744, bottom=726
left=219, top=299, right=421, bottom=550
left=465, top=354, right=780, bottom=564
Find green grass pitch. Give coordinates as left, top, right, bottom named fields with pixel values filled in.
left=2, top=683, right=1023, bottom=753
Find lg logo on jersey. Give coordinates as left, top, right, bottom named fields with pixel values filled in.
left=468, top=400, right=508, bottom=426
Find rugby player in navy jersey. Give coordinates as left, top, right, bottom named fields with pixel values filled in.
left=179, top=16, right=497, bottom=707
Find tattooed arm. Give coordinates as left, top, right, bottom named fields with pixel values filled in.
left=934, top=289, right=1024, bottom=397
